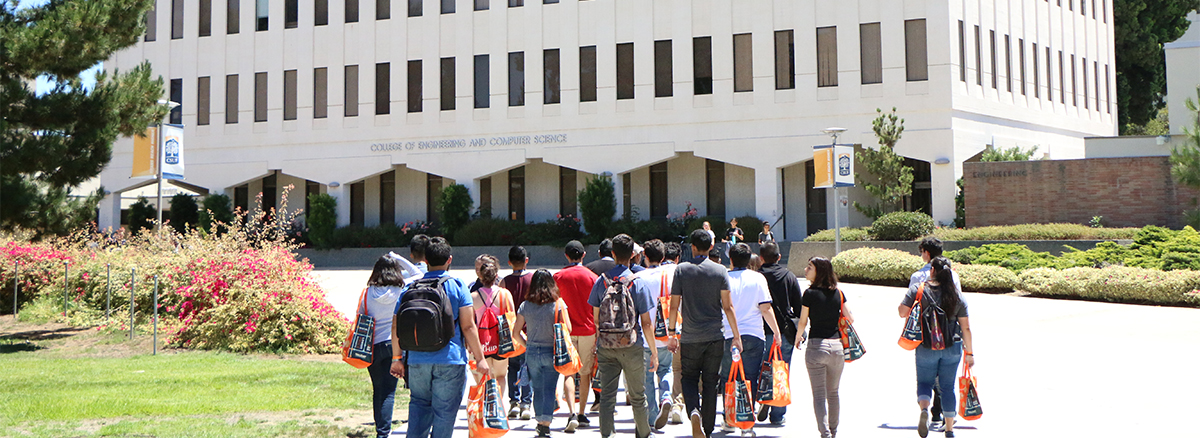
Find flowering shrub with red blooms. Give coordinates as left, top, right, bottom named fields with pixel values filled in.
left=1, top=187, right=351, bottom=354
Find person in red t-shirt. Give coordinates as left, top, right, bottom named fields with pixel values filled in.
left=502, top=246, right=535, bottom=420
left=554, top=240, right=599, bottom=430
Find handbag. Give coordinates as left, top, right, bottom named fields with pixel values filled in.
left=553, top=300, right=582, bottom=376
left=723, top=355, right=756, bottom=430
left=757, top=338, right=792, bottom=407
left=654, top=276, right=670, bottom=342
left=342, top=289, right=374, bottom=368
left=958, top=358, right=983, bottom=420
left=467, top=375, right=510, bottom=438
left=898, top=283, right=926, bottom=350
left=838, top=289, right=866, bottom=362
left=497, top=289, right=526, bottom=359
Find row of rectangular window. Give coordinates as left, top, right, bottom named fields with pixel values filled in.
left=957, top=20, right=1109, bottom=113
left=1048, top=0, right=1107, bottom=23
left=175, top=22, right=929, bottom=123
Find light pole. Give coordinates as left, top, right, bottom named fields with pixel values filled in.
left=822, top=127, right=847, bottom=255
left=156, top=99, right=180, bottom=232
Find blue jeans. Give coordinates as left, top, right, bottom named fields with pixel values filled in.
left=507, top=353, right=532, bottom=406
left=406, top=363, right=467, bottom=438
left=720, top=335, right=766, bottom=404
left=526, top=345, right=560, bottom=424
left=915, top=341, right=962, bottom=418
left=644, top=346, right=673, bottom=422
left=367, top=341, right=399, bottom=438
left=763, top=333, right=794, bottom=423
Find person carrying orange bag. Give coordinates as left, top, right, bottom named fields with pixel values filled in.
left=757, top=339, right=791, bottom=408
left=513, top=270, right=574, bottom=436
left=723, top=349, right=756, bottom=431
left=553, top=300, right=581, bottom=376
left=468, top=361, right=510, bottom=438
left=958, top=357, right=982, bottom=421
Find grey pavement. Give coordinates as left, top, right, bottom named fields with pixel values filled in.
left=314, top=269, right=1200, bottom=438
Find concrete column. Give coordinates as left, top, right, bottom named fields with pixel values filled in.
left=331, top=184, right=352, bottom=227
left=752, top=166, right=781, bottom=226
left=469, top=178, right=482, bottom=216
left=611, top=172, right=624, bottom=220
left=931, top=163, right=958, bottom=226
left=98, top=192, right=122, bottom=231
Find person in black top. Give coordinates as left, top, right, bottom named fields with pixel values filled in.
left=758, top=222, right=775, bottom=245
left=795, top=256, right=853, bottom=438
left=757, top=243, right=803, bottom=425
left=721, top=218, right=744, bottom=267
left=585, top=238, right=617, bottom=276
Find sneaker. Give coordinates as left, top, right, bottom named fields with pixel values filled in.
left=689, top=410, right=705, bottom=438
left=654, top=400, right=672, bottom=429
left=944, top=431, right=955, bottom=438
left=768, top=417, right=786, bottom=426
left=536, top=424, right=552, bottom=437
left=740, top=430, right=756, bottom=438
left=565, top=414, right=578, bottom=433
left=930, top=421, right=945, bottom=432
left=918, top=409, right=930, bottom=438
left=521, top=404, right=533, bottom=421
left=756, top=403, right=770, bottom=422
left=590, top=400, right=601, bottom=412
left=508, top=404, right=520, bottom=419
left=576, top=413, right=591, bottom=428
left=721, top=419, right=736, bottom=433
left=669, top=404, right=684, bottom=424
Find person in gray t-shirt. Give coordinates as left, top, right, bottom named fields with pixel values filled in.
left=667, top=229, right=741, bottom=438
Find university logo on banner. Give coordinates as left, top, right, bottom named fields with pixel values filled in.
left=161, top=124, right=185, bottom=180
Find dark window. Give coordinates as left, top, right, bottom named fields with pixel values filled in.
left=346, top=65, right=359, bottom=116
left=1005, top=35, right=1012, bottom=91
left=442, top=0, right=454, bottom=14
left=314, top=67, right=328, bottom=118
left=377, top=0, right=391, bottom=19
left=145, top=6, right=157, bottom=41
left=284, top=69, right=298, bottom=120
left=262, top=173, right=277, bottom=215
left=256, top=0, right=268, bottom=31
left=316, top=0, right=328, bottom=25
left=1047, top=47, right=1053, bottom=100
left=479, top=177, right=492, bottom=217
left=905, top=19, right=928, bottom=81
left=197, top=76, right=211, bottom=125
left=654, top=40, right=672, bottom=97
left=958, top=21, right=965, bottom=82
left=171, top=0, right=184, bottom=39
left=1033, top=43, right=1040, bottom=98
left=1058, top=50, right=1064, bottom=103
left=200, top=0, right=212, bottom=36
left=509, top=0, right=523, bottom=6
left=1072, top=54, right=1078, bottom=107
left=376, top=63, right=391, bottom=115
left=508, top=167, right=525, bottom=222
left=544, top=0, right=558, bottom=3
left=350, top=181, right=365, bottom=226
left=474, top=55, right=490, bottom=108
left=225, top=74, right=238, bottom=124
left=816, top=26, right=838, bottom=87
left=733, top=33, right=753, bottom=92
left=1083, top=58, right=1089, bottom=109
left=169, top=78, right=183, bottom=124
left=408, top=60, right=422, bottom=112
left=285, top=0, right=298, bottom=28
left=649, top=162, right=667, bottom=219
left=693, top=36, right=712, bottom=95
left=1103, top=0, right=1107, bottom=23
left=580, top=46, right=597, bottom=102
left=227, top=0, right=238, bottom=34
left=1105, top=64, right=1110, bottom=113
left=559, top=167, right=577, bottom=217
left=426, top=174, right=442, bottom=223
left=774, top=30, right=795, bottom=89
left=380, top=170, right=396, bottom=225
left=235, top=185, right=249, bottom=212
left=1019, top=39, right=1027, bottom=95
left=860, top=23, right=883, bottom=84
left=476, top=0, right=489, bottom=11
left=705, top=159, right=725, bottom=218
left=1095, top=60, right=1100, bottom=110
left=616, top=42, right=634, bottom=99
left=544, top=49, right=561, bottom=104
left=346, top=0, right=359, bottom=22
left=254, top=72, right=267, bottom=122
left=990, top=30, right=997, bottom=89
left=305, top=180, right=320, bottom=216
left=409, top=0, right=421, bottom=16
left=509, top=52, right=525, bottom=106
left=975, top=25, right=982, bottom=85
left=622, top=173, right=631, bottom=219
left=440, top=57, right=455, bottom=111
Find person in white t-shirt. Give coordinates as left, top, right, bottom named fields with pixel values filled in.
left=718, top=243, right=782, bottom=436
left=634, top=240, right=677, bottom=431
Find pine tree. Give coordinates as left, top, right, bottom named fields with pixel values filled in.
left=1171, top=87, right=1200, bottom=190
left=1, top=0, right=166, bottom=236
left=854, top=108, right=914, bottom=220
left=169, top=193, right=200, bottom=234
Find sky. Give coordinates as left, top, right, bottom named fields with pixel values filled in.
left=19, top=0, right=103, bottom=94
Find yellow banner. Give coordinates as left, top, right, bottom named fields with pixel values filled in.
left=813, top=147, right=834, bottom=189
left=131, top=126, right=158, bottom=178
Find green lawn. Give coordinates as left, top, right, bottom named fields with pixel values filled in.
left=0, top=350, right=408, bottom=437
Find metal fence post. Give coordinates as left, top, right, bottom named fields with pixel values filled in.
left=63, top=262, right=69, bottom=316
left=153, top=275, right=158, bottom=355
left=106, top=263, right=111, bottom=319
left=12, top=261, right=18, bottom=317
left=129, top=268, right=136, bottom=339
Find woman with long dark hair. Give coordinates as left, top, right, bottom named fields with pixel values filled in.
left=471, top=254, right=515, bottom=404
left=361, top=255, right=407, bottom=438
left=794, top=256, right=852, bottom=438
left=512, top=269, right=572, bottom=436
left=898, top=256, right=975, bottom=438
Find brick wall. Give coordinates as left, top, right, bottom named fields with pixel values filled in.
left=964, top=157, right=1200, bottom=228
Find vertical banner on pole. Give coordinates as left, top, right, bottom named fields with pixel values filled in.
left=813, top=146, right=835, bottom=189
left=834, top=145, right=855, bottom=187
left=131, top=127, right=159, bottom=178
left=160, top=124, right=185, bottom=180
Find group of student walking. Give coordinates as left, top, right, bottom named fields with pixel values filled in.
left=354, top=231, right=974, bottom=438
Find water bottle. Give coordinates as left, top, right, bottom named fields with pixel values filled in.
left=731, top=345, right=741, bottom=363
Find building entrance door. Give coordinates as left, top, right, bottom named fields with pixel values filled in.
left=805, top=161, right=827, bottom=237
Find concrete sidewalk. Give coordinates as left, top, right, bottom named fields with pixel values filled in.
left=314, top=269, right=1200, bottom=438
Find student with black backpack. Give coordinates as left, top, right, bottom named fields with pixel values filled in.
left=587, top=234, right=658, bottom=438
left=390, top=237, right=491, bottom=438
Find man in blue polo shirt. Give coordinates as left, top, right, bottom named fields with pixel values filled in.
left=391, top=237, right=490, bottom=438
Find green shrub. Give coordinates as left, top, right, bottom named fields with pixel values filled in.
left=199, top=194, right=235, bottom=234
left=168, top=194, right=200, bottom=234
left=955, top=264, right=1020, bottom=293
left=1018, top=266, right=1200, bottom=306
left=437, top=184, right=473, bottom=238
left=453, top=218, right=528, bottom=246
left=944, top=243, right=1058, bottom=272
left=734, top=215, right=765, bottom=244
left=305, top=193, right=337, bottom=249
left=128, top=197, right=155, bottom=235
left=1056, top=242, right=1131, bottom=268
left=579, top=175, right=617, bottom=239
left=870, top=211, right=935, bottom=241
left=803, top=227, right=871, bottom=242
left=932, top=223, right=1140, bottom=241
left=1157, top=227, right=1200, bottom=271
left=831, top=248, right=924, bottom=283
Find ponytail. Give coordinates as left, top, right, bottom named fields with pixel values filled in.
left=930, top=256, right=960, bottom=314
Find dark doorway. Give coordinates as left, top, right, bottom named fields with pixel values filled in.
left=508, top=167, right=525, bottom=222
left=650, top=162, right=668, bottom=219
left=903, top=158, right=932, bottom=215
left=427, top=174, right=443, bottom=224
left=805, top=161, right=827, bottom=236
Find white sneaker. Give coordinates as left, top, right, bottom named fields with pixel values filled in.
left=654, top=400, right=672, bottom=429
left=508, top=403, right=520, bottom=419
left=521, top=404, right=532, bottom=421
left=740, top=429, right=756, bottom=438
left=669, top=404, right=684, bottom=424
left=565, top=414, right=579, bottom=433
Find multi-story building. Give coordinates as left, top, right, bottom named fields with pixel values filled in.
left=99, top=0, right=1117, bottom=239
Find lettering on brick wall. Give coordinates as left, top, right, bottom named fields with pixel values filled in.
left=970, top=170, right=1028, bottom=178
left=370, top=133, right=568, bottom=152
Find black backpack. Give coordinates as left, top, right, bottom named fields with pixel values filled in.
left=395, top=277, right=456, bottom=352
left=919, top=285, right=957, bottom=351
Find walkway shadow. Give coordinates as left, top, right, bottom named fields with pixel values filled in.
left=879, top=422, right=978, bottom=431
left=2, top=326, right=90, bottom=341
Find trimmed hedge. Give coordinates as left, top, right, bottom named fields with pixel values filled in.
left=804, top=227, right=872, bottom=242
left=1019, top=267, right=1200, bottom=306
left=955, top=264, right=1020, bottom=293
left=805, top=223, right=1143, bottom=242
left=831, top=248, right=924, bottom=284
left=870, top=211, right=935, bottom=241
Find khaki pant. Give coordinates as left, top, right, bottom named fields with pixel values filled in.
left=570, top=335, right=596, bottom=414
